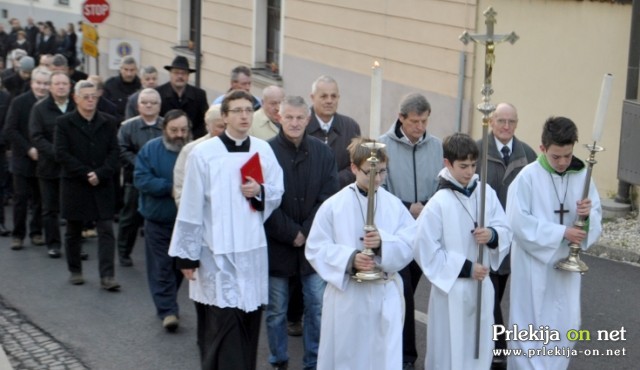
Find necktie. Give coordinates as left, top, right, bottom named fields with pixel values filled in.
left=501, top=146, right=510, bottom=165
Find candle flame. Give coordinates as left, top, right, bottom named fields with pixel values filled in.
left=372, top=61, right=380, bottom=69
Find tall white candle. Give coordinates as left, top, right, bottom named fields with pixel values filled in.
left=370, top=61, right=382, bottom=140
left=592, top=73, right=613, bottom=143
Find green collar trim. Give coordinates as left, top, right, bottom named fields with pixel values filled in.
left=537, top=153, right=585, bottom=175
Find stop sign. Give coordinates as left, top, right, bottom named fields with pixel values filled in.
left=83, top=0, right=110, bottom=24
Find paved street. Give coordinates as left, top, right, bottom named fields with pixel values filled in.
left=0, top=212, right=638, bottom=369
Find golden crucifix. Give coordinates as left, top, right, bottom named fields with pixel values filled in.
left=459, top=6, right=518, bottom=360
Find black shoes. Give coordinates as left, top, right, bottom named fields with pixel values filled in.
left=10, top=238, right=23, bottom=250
left=0, top=224, right=10, bottom=237
left=30, top=234, right=45, bottom=246
left=287, top=321, right=302, bottom=337
left=119, top=256, right=133, bottom=267
left=162, top=315, right=179, bottom=332
left=271, top=362, right=288, bottom=370
left=48, top=248, right=62, bottom=258
left=100, top=277, right=121, bottom=292
left=69, top=273, right=85, bottom=285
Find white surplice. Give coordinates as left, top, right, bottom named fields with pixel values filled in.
left=305, top=184, right=415, bottom=370
left=168, top=136, right=284, bottom=312
left=506, top=159, right=602, bottom=370
left=414, top=169, right=511, bottom=370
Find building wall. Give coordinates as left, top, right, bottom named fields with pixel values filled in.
left=281, top=0, right=478, bottom=139
left=469, top=0, right=632, bottom=195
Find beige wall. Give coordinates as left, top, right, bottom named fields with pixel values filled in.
left=469, top=0, right=632, bottom=195
left=282, top=0, right=479, bottom=137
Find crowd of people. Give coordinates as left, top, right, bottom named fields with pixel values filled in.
left=0, top=15, right=604, bottom=370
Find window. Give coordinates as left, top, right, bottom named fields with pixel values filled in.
left=178, top=0, right=198, bottom=51
left=58, top=0, right=70, bottom=6
left=254, top=0, right=282, bottom=80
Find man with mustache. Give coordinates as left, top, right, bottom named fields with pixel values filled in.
left=156, top=56, right=208, bottom=139
left=134, top=109, right=191, bottom=332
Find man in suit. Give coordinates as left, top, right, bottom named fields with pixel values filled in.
left=29, top=71, right=76, bottom=258
left=305, top=75, right=361, bottom=188
left=3, top=66, right=49, bottom=250
left=54, top=80, right=121, bottom=291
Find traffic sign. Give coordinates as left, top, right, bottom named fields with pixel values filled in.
left=81, top=23, right=98, bottom=43
left=82, top=40, right=99, bottom=58
left=83, top=0, right=110, bottom=24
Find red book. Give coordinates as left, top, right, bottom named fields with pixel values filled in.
left=240, top=152, right=264, bottom=184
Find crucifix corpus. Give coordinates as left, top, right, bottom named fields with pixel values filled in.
left=459, top=6, right=518, bottom=360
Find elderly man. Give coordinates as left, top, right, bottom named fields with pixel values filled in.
left=250, top=85, right=284, bottom=140
left=378, top=92, right=443, bottom=370
left=29, top=71, right=76, bottom=258
left=134, top=109, right=190, bottom=332
left=125, top=65, right=159, bottom=119
left=116, top=88, right=164, bottom=266
left=212, top=65, right=262, bottom=110
left=157, top=56, right=208, bottom=139
left=475, top=102, right=536, bottom=368
left=3, top=66, right=50, bottom=251
left=54, top=80, right=120, bottom=291
left=169, top=90, right=283, bottom=369
left=265, top=96, right=338, bottom=370
left=305, top=75, right=361, bottom=188
left=104, top=56, right=141, bottom=117
left=173, top=104, right=225, bottom=206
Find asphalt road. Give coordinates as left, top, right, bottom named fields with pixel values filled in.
left=0, top=222, right=638, bottom=369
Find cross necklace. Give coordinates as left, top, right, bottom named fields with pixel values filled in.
left=549, top=172, right=570, bottom=224
left=450, top=190, right=479, bottom=233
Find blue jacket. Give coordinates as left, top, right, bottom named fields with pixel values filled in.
left=134, top=137, right=179, bottom=223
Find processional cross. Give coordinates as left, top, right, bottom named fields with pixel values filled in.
left=459, top=7, right=518, bottom=359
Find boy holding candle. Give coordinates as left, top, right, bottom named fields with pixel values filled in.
left=506, top=116, right=602, bottom=370
left=305, top=137, right=415, bottom=370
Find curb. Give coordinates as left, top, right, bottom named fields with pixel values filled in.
left=0, top=345, right=12, bottom=370
left=586, top=243, right=640, bottom=264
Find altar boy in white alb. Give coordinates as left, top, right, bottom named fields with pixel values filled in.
left=413, top=133, right=511, bottom=370
left=506, top=116, right=602, bottom=370
left=168, top=90, right=284, bottom=370
left=305, top=137, right=415, bottom=370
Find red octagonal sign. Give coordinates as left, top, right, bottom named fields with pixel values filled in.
left=83, top=0, right=110, bottom=24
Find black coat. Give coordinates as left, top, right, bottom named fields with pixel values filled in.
left=36, top=34, right=57, bottom=58
left=29, top=95, right=76, bottom=179
left=3, top=90, right=38, bottom=176
left=54, top=110, right=119, bottom=221
left=157, top=82, right=208, bottom=139
left=0, top=90, right=10, bottom=147
left=306, top=108, right=361, bottom=188
left=265, top=131, right=339, bottom=277
left=103, top=74, right=141, bottom=117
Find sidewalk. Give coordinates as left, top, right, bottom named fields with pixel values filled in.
left=0, top=296, right=87, bottom=370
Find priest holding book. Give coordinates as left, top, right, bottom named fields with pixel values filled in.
left=168, top=90, right=284, bottom=370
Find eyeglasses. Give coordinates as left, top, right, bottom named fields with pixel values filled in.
left=495, top=119, right=517, bottom=127
left=228, top=107, right=254, bottom=115
left=358, top=167, right=387, bottom=176
left=140, top=101, right=159, bottom=105
left=79, top=94, right=98, bottom=101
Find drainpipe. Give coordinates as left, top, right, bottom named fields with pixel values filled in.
left=616, top=0, right=640, bottom=203
left=194, top=0, right=202, bottom=88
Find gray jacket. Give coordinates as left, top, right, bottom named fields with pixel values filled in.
left=118, top=115, right=164, bottom=183
left=379, top=120, right=443, bottom=208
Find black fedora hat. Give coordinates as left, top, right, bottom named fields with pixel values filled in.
left=164, top=56, right=196, bottom=73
